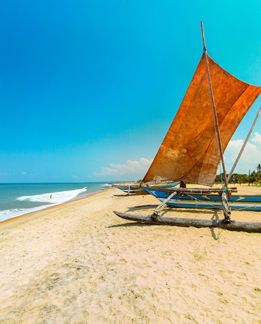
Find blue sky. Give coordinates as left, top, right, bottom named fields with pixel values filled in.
left=0, top=0, right=260, bottom=182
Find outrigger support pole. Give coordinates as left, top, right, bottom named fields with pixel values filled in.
left=200, top=21, right=231, bottom=222
left=151, top=191, right=177, bottom=220
left=227, top=107, right=261, bottom=183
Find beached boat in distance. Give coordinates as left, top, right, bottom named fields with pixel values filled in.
left=112, top=180, right=179, bottom=195
left=114, top=22, right=261, bottom=232
left=102, top=183, right=112, bottom=188
left=112, top=182, right=146, bottom=195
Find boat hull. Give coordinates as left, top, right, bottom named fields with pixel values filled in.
left=117, top=187, right=146, bottom=195
left=144, top=188, right=261, bottom=211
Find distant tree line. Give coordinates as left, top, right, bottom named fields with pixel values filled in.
left=215, top=164, right=261, bottom=185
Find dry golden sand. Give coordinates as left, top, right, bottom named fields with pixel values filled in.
left=0, top=186, right=261, bottom=323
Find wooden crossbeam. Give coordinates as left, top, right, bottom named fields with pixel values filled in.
left=153, top=187, right=238, bottom=194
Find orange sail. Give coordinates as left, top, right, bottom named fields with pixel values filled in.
left=143, top=55, right=261, bottom=186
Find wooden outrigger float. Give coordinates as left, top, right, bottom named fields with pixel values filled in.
left=114, top=22, right=261, bottom=233
left=114, top=211, right=261, bottom=233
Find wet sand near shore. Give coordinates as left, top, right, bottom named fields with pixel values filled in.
left=0, top=187, right=260, bottom=323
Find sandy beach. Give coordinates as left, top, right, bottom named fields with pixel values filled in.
left=0, top=186, right=260, bottom=323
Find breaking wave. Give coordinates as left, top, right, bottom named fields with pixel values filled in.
left=17, top=187, right=87, bottom=204
left=0, top=187, right=87, bottom=222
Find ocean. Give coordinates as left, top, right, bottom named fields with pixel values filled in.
left=0, top=182, right=112, bottom=222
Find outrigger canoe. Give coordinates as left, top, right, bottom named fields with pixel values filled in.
left=114, top=22, right=261, bottom=232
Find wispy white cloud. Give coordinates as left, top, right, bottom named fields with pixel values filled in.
left=224, top=132, right=261, bottom=173
left=252, top=132, right=261, bottom=145
left=95, top=157, right=152, bottom=179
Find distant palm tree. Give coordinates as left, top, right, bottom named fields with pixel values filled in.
left=257, top=164, right=261, bottom=173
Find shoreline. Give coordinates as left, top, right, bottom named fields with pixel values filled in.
left=0, top=188, right=106, bottom=227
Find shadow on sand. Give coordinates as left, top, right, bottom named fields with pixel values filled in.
left=210, top=210, right=221, bottom=240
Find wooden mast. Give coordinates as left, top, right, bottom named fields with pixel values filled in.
left=227, top=107, right=261, bottom=183
left=200, top=21, right=229, bottom=189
